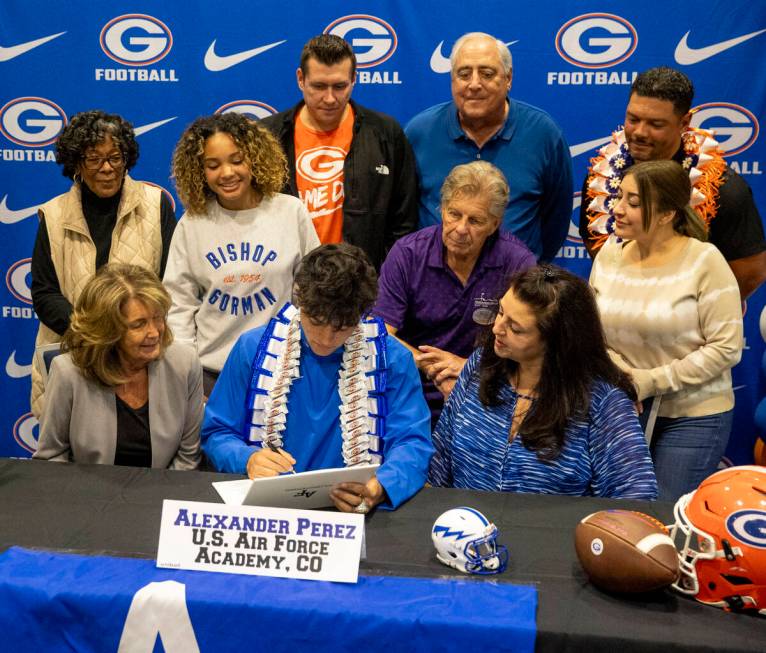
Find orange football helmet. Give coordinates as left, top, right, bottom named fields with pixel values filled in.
left=670, top=465, right=766, bottom=615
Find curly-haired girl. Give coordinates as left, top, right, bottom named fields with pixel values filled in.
left=164, top=113, right=319, bottom=395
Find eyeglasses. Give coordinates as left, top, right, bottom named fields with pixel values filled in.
left=82, top=153, right=124, bottom=170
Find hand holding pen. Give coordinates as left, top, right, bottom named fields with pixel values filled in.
left=246, top=441, right=297, bottom=479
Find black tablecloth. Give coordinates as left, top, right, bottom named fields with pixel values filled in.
left=0, top=458, right=763, bottom=652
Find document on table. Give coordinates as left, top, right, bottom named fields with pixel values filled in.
left=212, top=464, right=380, bottom=509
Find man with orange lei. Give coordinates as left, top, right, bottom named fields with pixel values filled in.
left=579, top=67, right=766, bottom=299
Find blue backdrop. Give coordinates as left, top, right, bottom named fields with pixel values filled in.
left=1, top=1, right=764, bottom=462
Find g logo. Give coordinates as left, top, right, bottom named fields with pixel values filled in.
left=690, top=102, right=759, bottom=156
left=568, top=192, right=584, bottom=244
left=296, top=146, right=346, bottom=183
left=555, top=13, right=638, bottom=69
left=726, top=509, right=766, bottom=549
left=100, top=14, right=173, bottom=66
left=13, top=412, right=39, bottom=454
left=215, top=100, right=277, bottom=121
left=6, top=258, right=32, bottom=304
left=0, top=97, right=67, bottom=147
left=590, top=538, right=604, bottom=555
left=324, top=15, right=397, bottom=68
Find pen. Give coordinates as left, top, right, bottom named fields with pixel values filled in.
left=266, top=440, right=296, bottom=474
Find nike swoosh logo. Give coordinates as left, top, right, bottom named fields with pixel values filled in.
left=429, top=40, right=519, bottom=73
left=204, top=39, right=286, bottom=72
left=133, top=117, right=177, bottom=137
left=570, top=136, right=611, bottom=158
left=6, top=351, right=31, bottom=378
left=732, top=385, right=747, bottom=392
left=0, top=115, right=170, bottom=224
left=0, top=31, right=66, bottom=62
left=674, top=28, right=766, bottom=65
left=0, top=195, right=40, bottom=225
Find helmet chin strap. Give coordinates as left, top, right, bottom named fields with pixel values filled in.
left=720, top=539, right=738, bottom=561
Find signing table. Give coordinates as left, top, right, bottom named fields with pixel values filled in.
left=0, top=459, right=763, bottom=652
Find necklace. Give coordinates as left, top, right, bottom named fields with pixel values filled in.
left=511, top=368, right=539, bottom=400
left=508, top=370, right=536, bottom=439
left=245, top=303, right=388, bottom=467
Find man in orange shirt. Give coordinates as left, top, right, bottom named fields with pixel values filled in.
left=260, top=34, right=417, bottom=269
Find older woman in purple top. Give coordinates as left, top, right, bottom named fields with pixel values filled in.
left=374, top=161, right=536, bottom=425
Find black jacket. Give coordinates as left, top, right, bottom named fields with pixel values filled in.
left=260, top=100, right=418, bottom=269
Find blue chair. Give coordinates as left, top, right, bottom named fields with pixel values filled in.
left=34, top=343, right=63, bottom=387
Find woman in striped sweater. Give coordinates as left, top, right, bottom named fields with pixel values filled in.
left=429, top=265, right=657, bottom=499
left=589, top=160, right=743, bottom=501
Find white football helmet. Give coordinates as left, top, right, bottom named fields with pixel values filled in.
left=432, top=507, right=508, bottom=575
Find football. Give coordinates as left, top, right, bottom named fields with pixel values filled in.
left=574, top=509, right=680, bottom=593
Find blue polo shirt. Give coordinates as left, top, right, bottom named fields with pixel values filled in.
left=405, top=99, right=572, bottom=261
left=373, top=225, right=535, bottom=424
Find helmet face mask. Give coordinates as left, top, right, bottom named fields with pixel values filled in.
left=669, top=466, right=766, bottom=615
left=464, top=524, right=508, bottom=574
left=432, top=507, right=509, bottom=575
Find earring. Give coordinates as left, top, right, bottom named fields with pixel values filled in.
left=73, top=171, right=82, bottom=184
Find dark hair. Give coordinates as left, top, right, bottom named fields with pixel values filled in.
left=300, top=34, right=356, bottom=78
left=172, top=112, right=287, bottom=215
left=627, top=160, right=707, bottom=240
left=630, top=66, right=694, bottom=116
left=55, top=110, right=139, bottom=179
left=293, top=243, right=377, bottom=329
left=478, top=265, right=636, bottom=461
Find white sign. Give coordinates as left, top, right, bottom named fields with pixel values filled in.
left=156, top=499, right=365, bottom=583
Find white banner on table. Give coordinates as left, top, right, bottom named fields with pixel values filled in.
left=157, top=499, right=365, bottom=583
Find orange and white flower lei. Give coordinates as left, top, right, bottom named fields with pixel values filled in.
left=584, top=127, right=727, bottom=251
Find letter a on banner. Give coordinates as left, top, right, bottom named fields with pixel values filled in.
left=117, top=581, right=200, bottom=653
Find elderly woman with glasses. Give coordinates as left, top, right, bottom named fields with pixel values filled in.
left=34, top=264, right=202, bottom=469
left=30, top=110, right=177, bottom=417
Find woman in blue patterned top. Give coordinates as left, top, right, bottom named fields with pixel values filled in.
left=429, top=265, right=657, bottom=499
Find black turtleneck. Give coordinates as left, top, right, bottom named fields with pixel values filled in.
left=81, top=183, right=120, bottom=269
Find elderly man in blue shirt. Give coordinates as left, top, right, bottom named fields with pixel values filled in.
left=406, top=32, right=572, bottom=261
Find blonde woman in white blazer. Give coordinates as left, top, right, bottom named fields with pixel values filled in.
left=34, top=264, right=202, bottom=469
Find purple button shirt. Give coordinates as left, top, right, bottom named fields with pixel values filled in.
left=374, top=225, right=536, bottom=425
